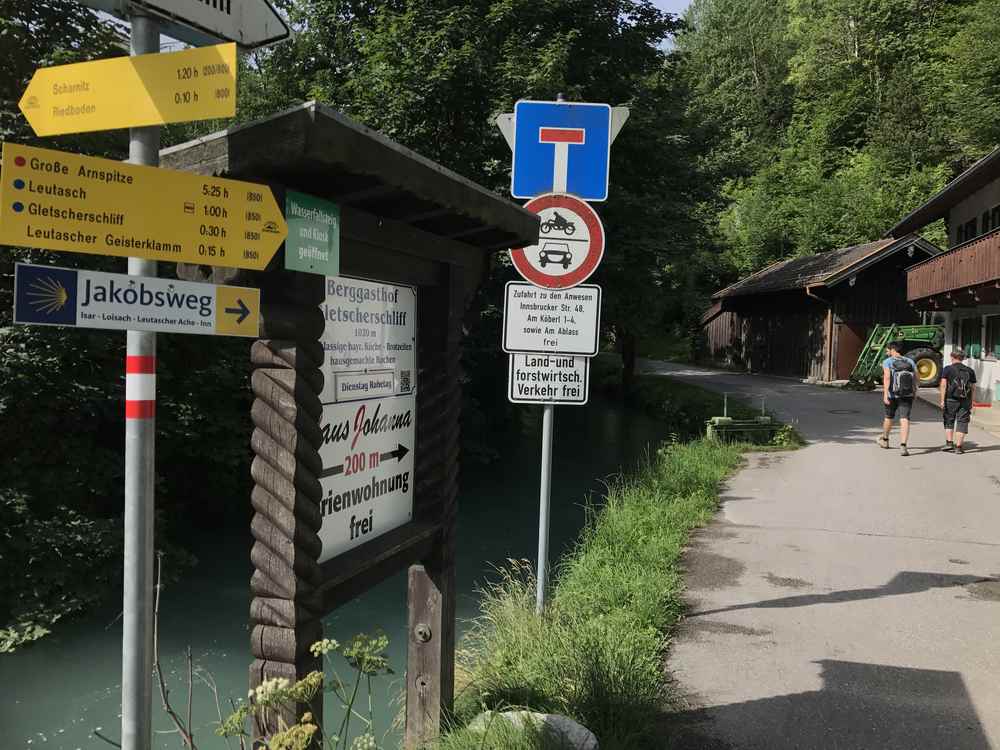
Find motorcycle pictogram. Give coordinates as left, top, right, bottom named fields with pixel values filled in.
left=540, top=210, right=576, bottom=236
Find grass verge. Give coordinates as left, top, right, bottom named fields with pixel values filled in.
left=436, top=439, right=744, bottom=749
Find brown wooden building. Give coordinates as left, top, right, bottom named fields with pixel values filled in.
left=701, top=235, right=940, bottom=381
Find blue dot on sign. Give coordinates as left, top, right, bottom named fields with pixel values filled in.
left=13, top=179, right=24, bottom=190
left=12, top=202, right=23, bottom=212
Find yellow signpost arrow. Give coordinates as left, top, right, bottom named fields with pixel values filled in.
left=18, top=43, right=237, bottom=136
left=0, top=142, right=288, bottom=271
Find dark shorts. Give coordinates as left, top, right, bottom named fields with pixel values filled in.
left=944, top=398, right=972, bottom=433
left=885, top=397, right=913, bottom=419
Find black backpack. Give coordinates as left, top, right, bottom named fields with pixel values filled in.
left=948, top=366, right=972, bottom=400
left=891, top=357, right=916, bottom=398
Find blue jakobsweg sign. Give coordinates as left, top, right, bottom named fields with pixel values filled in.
left=14, top=264, right=79, bottom=325
left=511, top=100, right=612, bottom=201
left=13, top=263, right=261, bottom=337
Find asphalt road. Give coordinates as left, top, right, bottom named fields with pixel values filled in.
left=643, top=361, right=1000, bottom=750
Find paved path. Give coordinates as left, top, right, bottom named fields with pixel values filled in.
left=642, top=361, right=1000, bottom=750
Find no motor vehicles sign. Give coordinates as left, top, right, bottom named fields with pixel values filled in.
left=510, top=193, right=605, bottom=290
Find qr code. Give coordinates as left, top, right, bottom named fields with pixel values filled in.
left=399, top=369, right=411, bottom=392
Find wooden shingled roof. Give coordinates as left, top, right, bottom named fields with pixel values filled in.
left=712, top=235, right=938, bottom=299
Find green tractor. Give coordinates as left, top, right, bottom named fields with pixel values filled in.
left=849, top=324, right=945, bottom=389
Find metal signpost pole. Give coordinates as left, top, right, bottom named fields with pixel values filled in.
left=500, top=96, right=620, bottom=614
left=535, top=403, right=555, bottom=613
left=121, top=12, right=159, bottom=750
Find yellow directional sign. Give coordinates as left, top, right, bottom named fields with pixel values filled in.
left=18, top=43, right=237, bottom=137
left=0, top=142, right=288, bottom=271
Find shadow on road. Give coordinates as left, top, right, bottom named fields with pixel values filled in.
left=663, top=659, right=993, bottom=750
left=689, top=571, right=993, bottom=618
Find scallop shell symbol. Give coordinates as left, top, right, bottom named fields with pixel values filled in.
left=26, top=275, right=69, bottom=315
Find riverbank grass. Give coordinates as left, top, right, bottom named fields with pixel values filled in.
left=444, top=439, right=744, bottom=749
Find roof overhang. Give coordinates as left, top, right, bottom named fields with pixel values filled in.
left=159, top=101, right=539, bottom=253
left=887, top=148, right=1000, bottom=238
left=823, top=235, right=941, bottom=287
left=700, top=302, right=723, bottom=325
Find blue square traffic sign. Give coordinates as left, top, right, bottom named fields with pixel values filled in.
left=511, top=100, right=612, bottom=201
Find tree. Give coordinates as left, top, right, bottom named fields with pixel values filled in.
left=934, top=0, right=1000, bottom=158
left=243, top=0, right=696, bottom=386
left=681, top=0, right=965, bottom=282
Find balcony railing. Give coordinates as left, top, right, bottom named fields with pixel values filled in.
left=907, top=228, right=1000, bottom=302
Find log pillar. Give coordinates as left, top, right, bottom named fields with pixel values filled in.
left=248, top=270, right=327, bottom=736
left=404, top=269, right=462, bottom=747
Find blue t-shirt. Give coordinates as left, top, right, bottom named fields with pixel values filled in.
left=882, top=356, right=917, bottom=397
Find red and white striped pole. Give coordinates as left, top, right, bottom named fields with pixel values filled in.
left=121, top=12, right=159, bottom=750
left=125, top=355, right=156, bottom=419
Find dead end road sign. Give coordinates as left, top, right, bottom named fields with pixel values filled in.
left=510, top=193, right=605, bottom=289
left=509, top=354, right=589, bottom=405
left=502, top=281, right=601, bottom=356
left=510, top=100, right=613, bottom=200
left=14, top=262, right=260, bottom=337
left=0, top=142, right=287, bottom=271
left=81, top=0, right=290, bottom=49
left=19, top=43, right=237, bottom=136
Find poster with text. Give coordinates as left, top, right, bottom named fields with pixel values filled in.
left=317, top=276, right=417, bottom=562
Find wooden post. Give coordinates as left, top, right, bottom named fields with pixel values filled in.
left=405, top=552, right=456, bottom=745
left=248, top=270, right=327, bottom=737
left=404, top=269, right=462, bottom=748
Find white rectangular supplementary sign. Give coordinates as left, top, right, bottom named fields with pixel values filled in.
left=502, top=281, right=601, bottom=356
left=509, top=354, right=589, bottom=405
left=13, top=262, right=259, bottom=337
left=317, top=276, right=417, bottom=563
left=80, top=0, right=291, bottom=49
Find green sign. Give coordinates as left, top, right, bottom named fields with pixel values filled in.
left=285, top=191, right=340, bottom=276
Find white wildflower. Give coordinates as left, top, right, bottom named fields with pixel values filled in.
left=252, top=677, right=290, bottom=703
left=310, top=638, right=340, bottom=657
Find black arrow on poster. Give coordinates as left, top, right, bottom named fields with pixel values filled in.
left=319, top=443, right=409, bottom=479
left=381, top=443, right=409, bottom=462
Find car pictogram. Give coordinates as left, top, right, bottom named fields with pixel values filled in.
left=539, top=242, right=573, bottom=269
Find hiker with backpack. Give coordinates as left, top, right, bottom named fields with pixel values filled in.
left=878, top=341, right=917, bottom=456
left=940, top=349, right=976, bottom=454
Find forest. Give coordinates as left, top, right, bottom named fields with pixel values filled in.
left=2, top=0, right=998, bottom=648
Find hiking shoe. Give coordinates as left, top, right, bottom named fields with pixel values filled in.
left=956, top=445, right=965, bottom=455
left=900, top=444, right=909, bottom=457
left=943, top=443, right=954, bottom=452
left=877, top=435, right=889, bottom=449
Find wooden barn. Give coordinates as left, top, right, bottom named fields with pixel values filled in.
left=700, top=235, right=940, bottom=381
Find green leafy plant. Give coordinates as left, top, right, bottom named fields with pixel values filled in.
left=0, top=489, right=121, bottom=652
left=217, top=633, right=393, bottom=750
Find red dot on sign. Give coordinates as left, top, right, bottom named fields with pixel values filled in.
left=14, top=157, right=25, bottom=166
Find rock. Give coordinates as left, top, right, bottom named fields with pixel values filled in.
left=468, top=710, right=599, bottom=749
